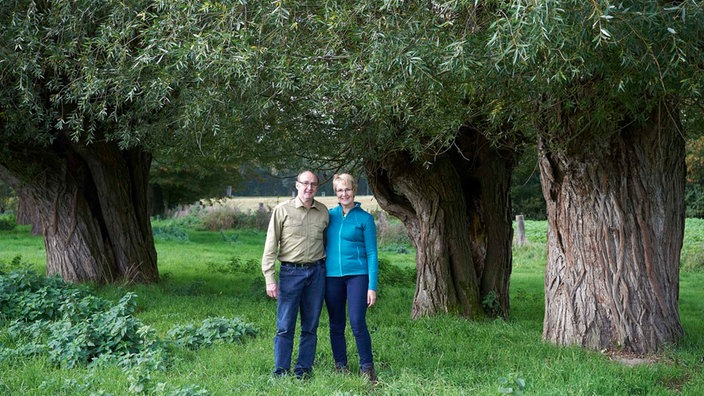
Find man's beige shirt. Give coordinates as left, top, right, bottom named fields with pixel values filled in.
left=261, top=197, right=329, bottom=285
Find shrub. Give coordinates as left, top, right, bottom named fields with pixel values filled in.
left=197, top=203, right=272, bottom=231
left=685, top=184, right=704, bottom=219
left=152, top=225, right=190, bottom=241
left=378, top=258, right=416, bottom=286
left=0, top=265, right=258, bottom=394
left=207, top=256, right=259, bottom=274
left=0, top=266, right=160, bottom=369
left=158, top=202, right=272, bottom=232
left=201, top=205, right=240, bottom=230
left=0, top=213, right=16, bottom=231
left=165, top=215, right=203, bottom=230
left=0, top=269, right=155, bottom=368
left=254, top=203, right=272, bottom=230
left=0, top=255, right=31, bottom=276
left=380, top=243, right=412, bottom=254
left=167, top=317, right=258, bottom=350
left=0, top=264, right=95, bottom=325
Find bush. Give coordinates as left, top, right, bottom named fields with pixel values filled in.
left=0, top=255, right=28, bottom=274
left=201, top=205, right=240, bottom=230
left=151, top=215, right=202, bottom=240
left=167, top=317, right=258, bottom=350
left=685, top=184, right=704, bottom=219
left=0, top=265, right=258, bottom=393
left=166, top=214, right=204, bottom=229
left=152, top=225, right=190, bottom=241
left=199, top=204, right=271, bottom=231
left=0, top=213, right=16, bottom=231
left=378, top=258, right=416, bottom=286
left=0, top=268, right=151, bottom=368
left=207, top=256, right=259, bottom=274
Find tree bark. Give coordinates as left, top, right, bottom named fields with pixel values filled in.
left=539, top=105, right=684, bottom=354
left=365, top=126, right=517, bottom=319
left=16, top=198, right=42, bottom=236
left=0, top=136, right=158, bottom=284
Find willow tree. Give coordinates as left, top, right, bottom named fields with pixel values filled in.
left=365, top=129, right=520, bottom=319
left=0, top=1, right=275, bottom=283
left=247, top=2, right=527, bottom=319
left=487, top=1, right=703, bottom=353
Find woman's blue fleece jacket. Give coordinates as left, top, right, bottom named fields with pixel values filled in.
left=325, top=202, right=379, bottom=291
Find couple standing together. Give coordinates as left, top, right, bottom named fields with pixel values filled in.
left=261, top=170, right=379, bottom=383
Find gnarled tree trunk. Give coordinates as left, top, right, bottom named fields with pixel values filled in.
left=539, top=105, right=684, bottom=354
left=0, top=136, right=158, bottom=284
left=16, top=198, right=42, bottom=236
left=365, top=126, right=517, bottom=319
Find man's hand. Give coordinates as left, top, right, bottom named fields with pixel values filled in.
left=266, top=283, right=278, bottom=299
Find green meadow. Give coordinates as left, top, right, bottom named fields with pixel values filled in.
left=1, top=218, right=703, bottom=395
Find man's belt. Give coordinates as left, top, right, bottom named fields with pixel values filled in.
left=281, top=259, right=325, bottom=268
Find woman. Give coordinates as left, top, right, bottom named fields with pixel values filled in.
left=325, top=173, right=379, bottom=383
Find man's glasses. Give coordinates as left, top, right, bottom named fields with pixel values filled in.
left=297, top=180, right=319, bottom=188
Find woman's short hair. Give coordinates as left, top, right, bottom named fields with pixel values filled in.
left=332, top=173, right=357, bottom=193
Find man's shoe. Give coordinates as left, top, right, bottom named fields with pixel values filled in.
left=361, top=365, right=378, bottom=384
left=294, top=369, right=312, bottom=380
left=334, top=362, right=351, bottom=374
left=272, top=368, right=289, bottom=378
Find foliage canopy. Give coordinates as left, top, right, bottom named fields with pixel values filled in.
left=2, top=1, right=701, bottom=167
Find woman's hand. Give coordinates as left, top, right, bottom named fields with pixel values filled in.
left=367, top=290, right=377, bottom=307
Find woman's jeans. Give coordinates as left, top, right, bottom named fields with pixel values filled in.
left=325, top=275, right=374, bottom=369
left=274, top=262, right=326, bottom=376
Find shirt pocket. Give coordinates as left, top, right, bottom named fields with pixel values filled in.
left=285, top=218, right=306, bottom=237
left=312, top=222, right=326, bottom=237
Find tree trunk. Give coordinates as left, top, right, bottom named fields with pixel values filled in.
left=16, top=198, right=42, bottom=236
left=0, top=136, right=158, bottom=284
left=150, top=184, right=166, bottom=217
left=539, top=105, right=684, bottom=354
left=365, top=126, right=517, bottom=319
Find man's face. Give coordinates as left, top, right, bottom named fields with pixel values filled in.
left=296, top=171, right=319, bottom=204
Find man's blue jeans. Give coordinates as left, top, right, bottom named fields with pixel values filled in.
left=274, top=262, right=326, bottom=376
left=325, top=274, right=374, bottom=370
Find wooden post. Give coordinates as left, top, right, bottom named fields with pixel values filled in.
left=516, top=214, right=526, bottom=246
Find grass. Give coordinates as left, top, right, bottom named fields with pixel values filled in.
left=1, top=220, right=703, bottom=395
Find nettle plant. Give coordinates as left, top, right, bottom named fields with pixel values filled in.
left=0, top=259, right=257, bottom=393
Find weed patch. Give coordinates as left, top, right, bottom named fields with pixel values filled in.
left=207, top=256, right=259, bottom=274
left=0, top=264, right=258, bottom=394
left=168, top=317, right=258, bottom=350
left=152, top=225, right=190, bottom=241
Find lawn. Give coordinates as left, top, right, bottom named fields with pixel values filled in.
left=0, top=219, right=703, bottom=395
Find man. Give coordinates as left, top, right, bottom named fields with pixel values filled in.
left=261, top=170, right=329, bottom=379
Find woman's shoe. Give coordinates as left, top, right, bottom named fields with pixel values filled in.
left=360, top=365, right=378, bottom=384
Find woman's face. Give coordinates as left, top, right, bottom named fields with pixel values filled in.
left=335, top=181, right=355, bottom=208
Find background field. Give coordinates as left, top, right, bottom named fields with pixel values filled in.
left=211, top=195, right=381, bottom=214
